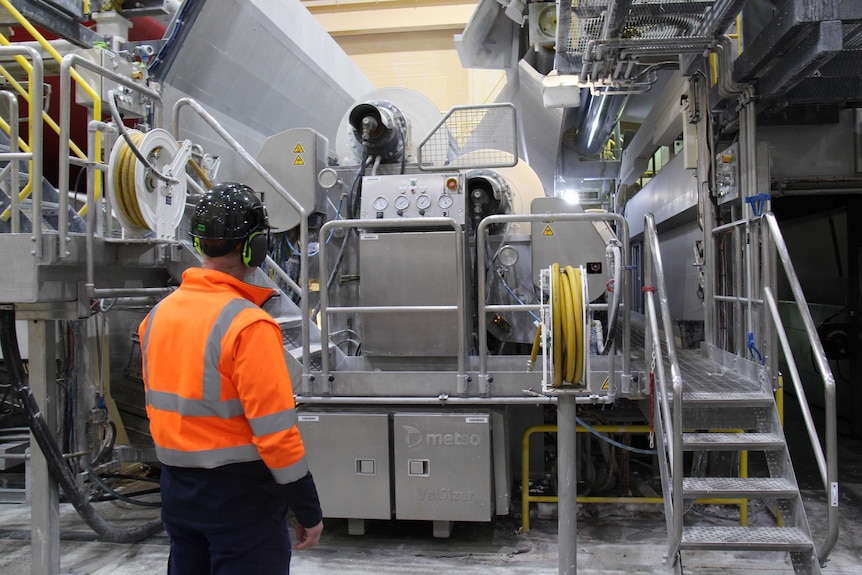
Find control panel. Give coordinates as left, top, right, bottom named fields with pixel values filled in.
left=359, top=173, right=466, bottom=225
left=715, top=143, right=740, bottom=205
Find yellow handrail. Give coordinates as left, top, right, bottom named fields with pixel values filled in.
left=0, top=0, right=102, bottom=220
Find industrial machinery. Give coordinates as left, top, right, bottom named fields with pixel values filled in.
left=0, top=1, right=854, bottom=575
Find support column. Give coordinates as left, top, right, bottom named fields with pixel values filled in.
left=557, top=394, right=578, bottom=575
left=29, top=319, right=59, bottom=575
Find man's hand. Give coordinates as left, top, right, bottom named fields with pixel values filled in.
left=294, top=520, right=323, bottom=550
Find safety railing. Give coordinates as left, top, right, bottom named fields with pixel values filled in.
left=476, top=212, right=631, bottom=394
left=0, top=0, right=100, bottom=241
left=173, top=98, right=312, bottom=385
left=762, top=212, right=838, bottom=563
left=317, top=217, right=467, bottom=395
left=0, top=45, right=43, bottom=255
left=643, top=212, right=684, bottom=562
left=0, top=90, right=21, bottom=234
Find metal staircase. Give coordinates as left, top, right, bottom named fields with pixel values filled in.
left=643, top=212, right=838, bottom=574
left=677, top=365, right=820, bottom=573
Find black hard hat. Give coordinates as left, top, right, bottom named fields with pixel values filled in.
left=190, top=182, right=268, bottom=240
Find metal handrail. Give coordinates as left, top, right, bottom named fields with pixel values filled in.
left=476, top=212, right=631, bottom=394
left=643, top=212, right=684, bottom=563
left=763, top=212, right=838, bottom=563
left=173, top=98, right=311, bottom=385
left=0, top=90, right=21, bottom=233
left=0, top=46, right=42, bottom=256
left=318, top=218, right=467, bottom=393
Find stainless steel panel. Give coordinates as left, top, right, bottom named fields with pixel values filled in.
left=297, top=412, right=391, bottom=520
left=529, top=197, right=613, bottom=299
left=159, top=0, right=374, bottom=184
left=247, top=128, right=329, bottom=232
left=359, top=174, right=466, bottom=225
left=393, top=412, right=492, bottom=522
left=359, top=231, right=461, bottom=356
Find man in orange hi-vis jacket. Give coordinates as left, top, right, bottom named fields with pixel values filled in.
left=139, top=182, right=323, bottom=574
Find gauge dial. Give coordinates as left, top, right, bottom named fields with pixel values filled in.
left=416, top=194, right=431, bottom=210
left=394, top=195, right=410, bottom=210
left=437, top=194, right=454, bottom=209
left=372, top=196, right=389, bottom=211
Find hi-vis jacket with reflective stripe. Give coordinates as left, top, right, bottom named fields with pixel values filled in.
left=139, top=268, right=309, bottom=485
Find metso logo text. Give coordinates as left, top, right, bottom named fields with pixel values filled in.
left=403, top=425, right=482, bottom=448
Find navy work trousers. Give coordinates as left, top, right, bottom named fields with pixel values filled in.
left=164, top=512, right=292, bottom=575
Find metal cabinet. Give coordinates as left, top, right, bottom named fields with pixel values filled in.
left=393, top=412, right=493, bottom=522
left=297, top=412, right=391, bottom=520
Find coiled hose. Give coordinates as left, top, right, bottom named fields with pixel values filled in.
left=0, top=309, right=163, bottom=543
left=551, top=264, right=585, bottom=386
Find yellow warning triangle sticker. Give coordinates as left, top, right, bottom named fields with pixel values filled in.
left=601, top=378, right=610, bottom=390
left=543, top=225, right=554, bottom=236
left=294, top=155, right=305, bottom=166
left=293, top=143, right=305, bottom=153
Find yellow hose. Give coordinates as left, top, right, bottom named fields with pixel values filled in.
left=560, top=271, right=576, bottom=382
left=551, top=263, right=563, bottom=387
left=550, top=264, right=586, bottom=386
left=112, top=131, right=148, bottom=229
left=566, top=266, right=585, bottom=383
left=528, top=323, right=542, bottom=371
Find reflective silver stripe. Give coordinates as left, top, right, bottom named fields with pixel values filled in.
left=141, top=301, right=163, bottom=390
left=155, top=443, right=261, bottom=469
left=144, top=297, right=260, bottom=418
left=147, top=390, right=244, bottom=418
left=271, top=456, right=310, bottom=484
left=248, top=408, right=298, bottom=437
left=202, top=298, right=258, bottom=402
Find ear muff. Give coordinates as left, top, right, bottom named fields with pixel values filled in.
left=242, top=231, right=267, bottom=268
left=193, top=236, right=202, bottom=255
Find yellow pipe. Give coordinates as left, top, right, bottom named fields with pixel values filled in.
left=0, top=0, right=102, bottom=217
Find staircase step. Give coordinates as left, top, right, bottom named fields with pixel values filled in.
left=683, top=477, right=797, bottom=498
left=680, top=526, right=813, bottom=552
left=683, top=432, right=785, bottom=451
left=681, top=391, right=773, bottom=407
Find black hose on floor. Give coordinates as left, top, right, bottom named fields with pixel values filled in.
left=0, top=309, right=163, bottom=543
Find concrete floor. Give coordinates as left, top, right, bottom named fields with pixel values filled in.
left=1, top=430, right=860, bottom=575
left=0, top=477, right=860, bottom=574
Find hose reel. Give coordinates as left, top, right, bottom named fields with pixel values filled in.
left=107, top=128, right=191, bottom=238
left=540, top=263, right=590, bottom=391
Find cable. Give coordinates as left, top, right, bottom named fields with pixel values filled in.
left=499, top=275, right=541, bottom=323
left=0, top=309, right=163, bottom=542
left=86, top=467, right=161, bottom=508
left=575, top=416, right=657, bottom=455
left=107, top=90, right=177, bottom=186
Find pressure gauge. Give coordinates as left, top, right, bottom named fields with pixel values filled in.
left=372, top=196, right=389, bottom=211
left=416, top=194, right=432, bottom=210
left=437, top=194, right=454, bottom=209
left=394, top=195, right=410, bottom=210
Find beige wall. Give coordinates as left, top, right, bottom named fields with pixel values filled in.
left=303, top=1, right=506, bottom=111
